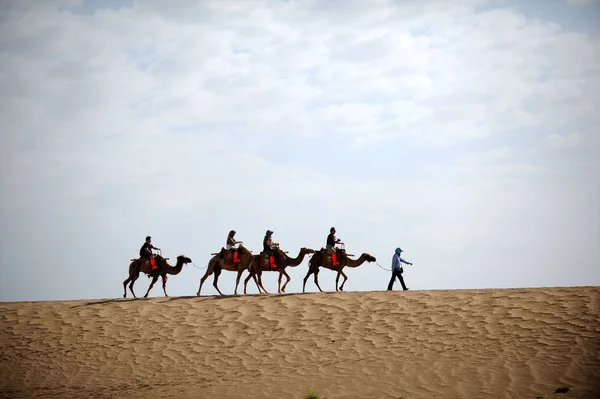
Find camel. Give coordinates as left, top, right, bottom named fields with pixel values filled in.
left=123, top=254, right=192, bottom=299
left=196, top=244, right=263, bottom=296
left=244, top=247, right=316, bottom=294
left=302, top=248, right=376, bottom=293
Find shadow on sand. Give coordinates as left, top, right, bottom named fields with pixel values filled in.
left=70, top=291, right=331, bottom=308
left=70, top=298, right=129, bottom=308
left=160, top=291, right=320, bottom=303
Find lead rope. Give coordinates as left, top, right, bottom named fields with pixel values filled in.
left=375, top=261, right=392, bottom=271
left=191, top=262, right=207, bottom=270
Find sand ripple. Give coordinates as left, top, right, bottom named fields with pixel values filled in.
left=1, top=287, right=599, bottom=398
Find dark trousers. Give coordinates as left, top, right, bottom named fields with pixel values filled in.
left=387, top=269, right=408, bottom=290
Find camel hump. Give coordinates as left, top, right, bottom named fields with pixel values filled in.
left=211, top=247, right=226, bottom=256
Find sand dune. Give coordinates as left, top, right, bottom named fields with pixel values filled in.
left=1, top=287, right=599, bottom=399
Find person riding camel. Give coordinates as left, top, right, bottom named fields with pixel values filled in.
left=326, top=227, right=343, bottom=266
left=263, top=230, right=280, bottom=269
left=226, top=230, right=243, bottom=263
left=140, top=236, right=161, bottom=271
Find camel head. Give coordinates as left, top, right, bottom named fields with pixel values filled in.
left=177, top=255, right=193, bottom=264
left=363, top=253, right=377, bottom=262
left=301, top=247, right=316, bottom=254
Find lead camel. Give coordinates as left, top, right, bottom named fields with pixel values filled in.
left=302, top=248, right=376, bottom=292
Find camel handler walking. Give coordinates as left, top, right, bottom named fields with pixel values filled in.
left=387, top=247, right=413, bottom=291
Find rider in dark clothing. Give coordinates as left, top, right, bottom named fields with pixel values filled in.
left=263, top=230, right=279, bottom=269
left=139, top=236, right=161, bottom=270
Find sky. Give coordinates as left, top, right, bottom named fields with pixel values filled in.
left=0, top=0, right=599, bottom=302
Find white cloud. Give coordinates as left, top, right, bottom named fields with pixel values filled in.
left=1, top=0, right=599, bottom=300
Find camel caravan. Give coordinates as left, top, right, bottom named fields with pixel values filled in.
left=123, top=228, right=377, bottom=299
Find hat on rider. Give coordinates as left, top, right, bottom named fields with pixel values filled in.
left=395, top=247, right=403, bottom=254
left=266, top=230, right=273, bottom=236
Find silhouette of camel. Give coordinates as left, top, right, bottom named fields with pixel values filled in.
left=245, top=247, right=315, bottom=294
left=196, top=244, right=262, bottom=296
left=302, top=249, right=376, bottom=292
left=123, top=255, right=192, bottom=298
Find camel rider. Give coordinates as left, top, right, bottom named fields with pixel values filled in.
left=326, top=227, right=343, bottom=266
left=226, top=230, right=243, bottom=263
left=140, top=236, right=161, bottom=271
left=263, top=230, right=279, bottom=269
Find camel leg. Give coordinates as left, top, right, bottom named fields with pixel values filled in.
left=128, top=275, right=139, bottom=299
left=256, top=269, right=269, bottom=294
left=277, top=271, right=283, bottom=293
left=123, top=276, right=131, bottom=298
left=124, top=269, right=139, bottom=299
left=313, top=268, right=324, bottom=292
left=197, top=267, right=213, bottom=296
left=144, top=276, right=159, bottom=298
left=243, top=270, right=264, bottom=294
left=161, top=275, right=168, bottom=297
left=280, top=270, right=291, bottom=293
left=338, top=270, right=348, bottom=291
left=335, top=271, right=341, bottom=292
left=243, top=272, right=252, bottom=294
left=302, top=268, right=314, bottom=293
left=212, top=267, right=225, bottom=296
left=245, top=260, right=256, bottom=294
left=234, top=269, right=244, bottom=295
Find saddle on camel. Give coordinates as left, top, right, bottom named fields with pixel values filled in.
left=321, top=247, right=348, bottom=269
left=259, top=248, right=285, bottom=270
left=217, top=247, right=242, bottom=265
left=139, top=255, right=161, bottom=274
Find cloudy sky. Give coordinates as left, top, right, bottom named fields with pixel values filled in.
left=1, top=0, right=598, bottom=302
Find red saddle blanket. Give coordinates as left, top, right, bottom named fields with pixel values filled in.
left=260, top=254, right=278, bottom=269
left=225, top=250, right=241, bottom=264
left=140, top=257, right=157, bottom=274
left=322, top=250, right=342, bottom=267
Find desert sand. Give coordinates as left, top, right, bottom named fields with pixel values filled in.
left=1, top=287, right=599, bottom=399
